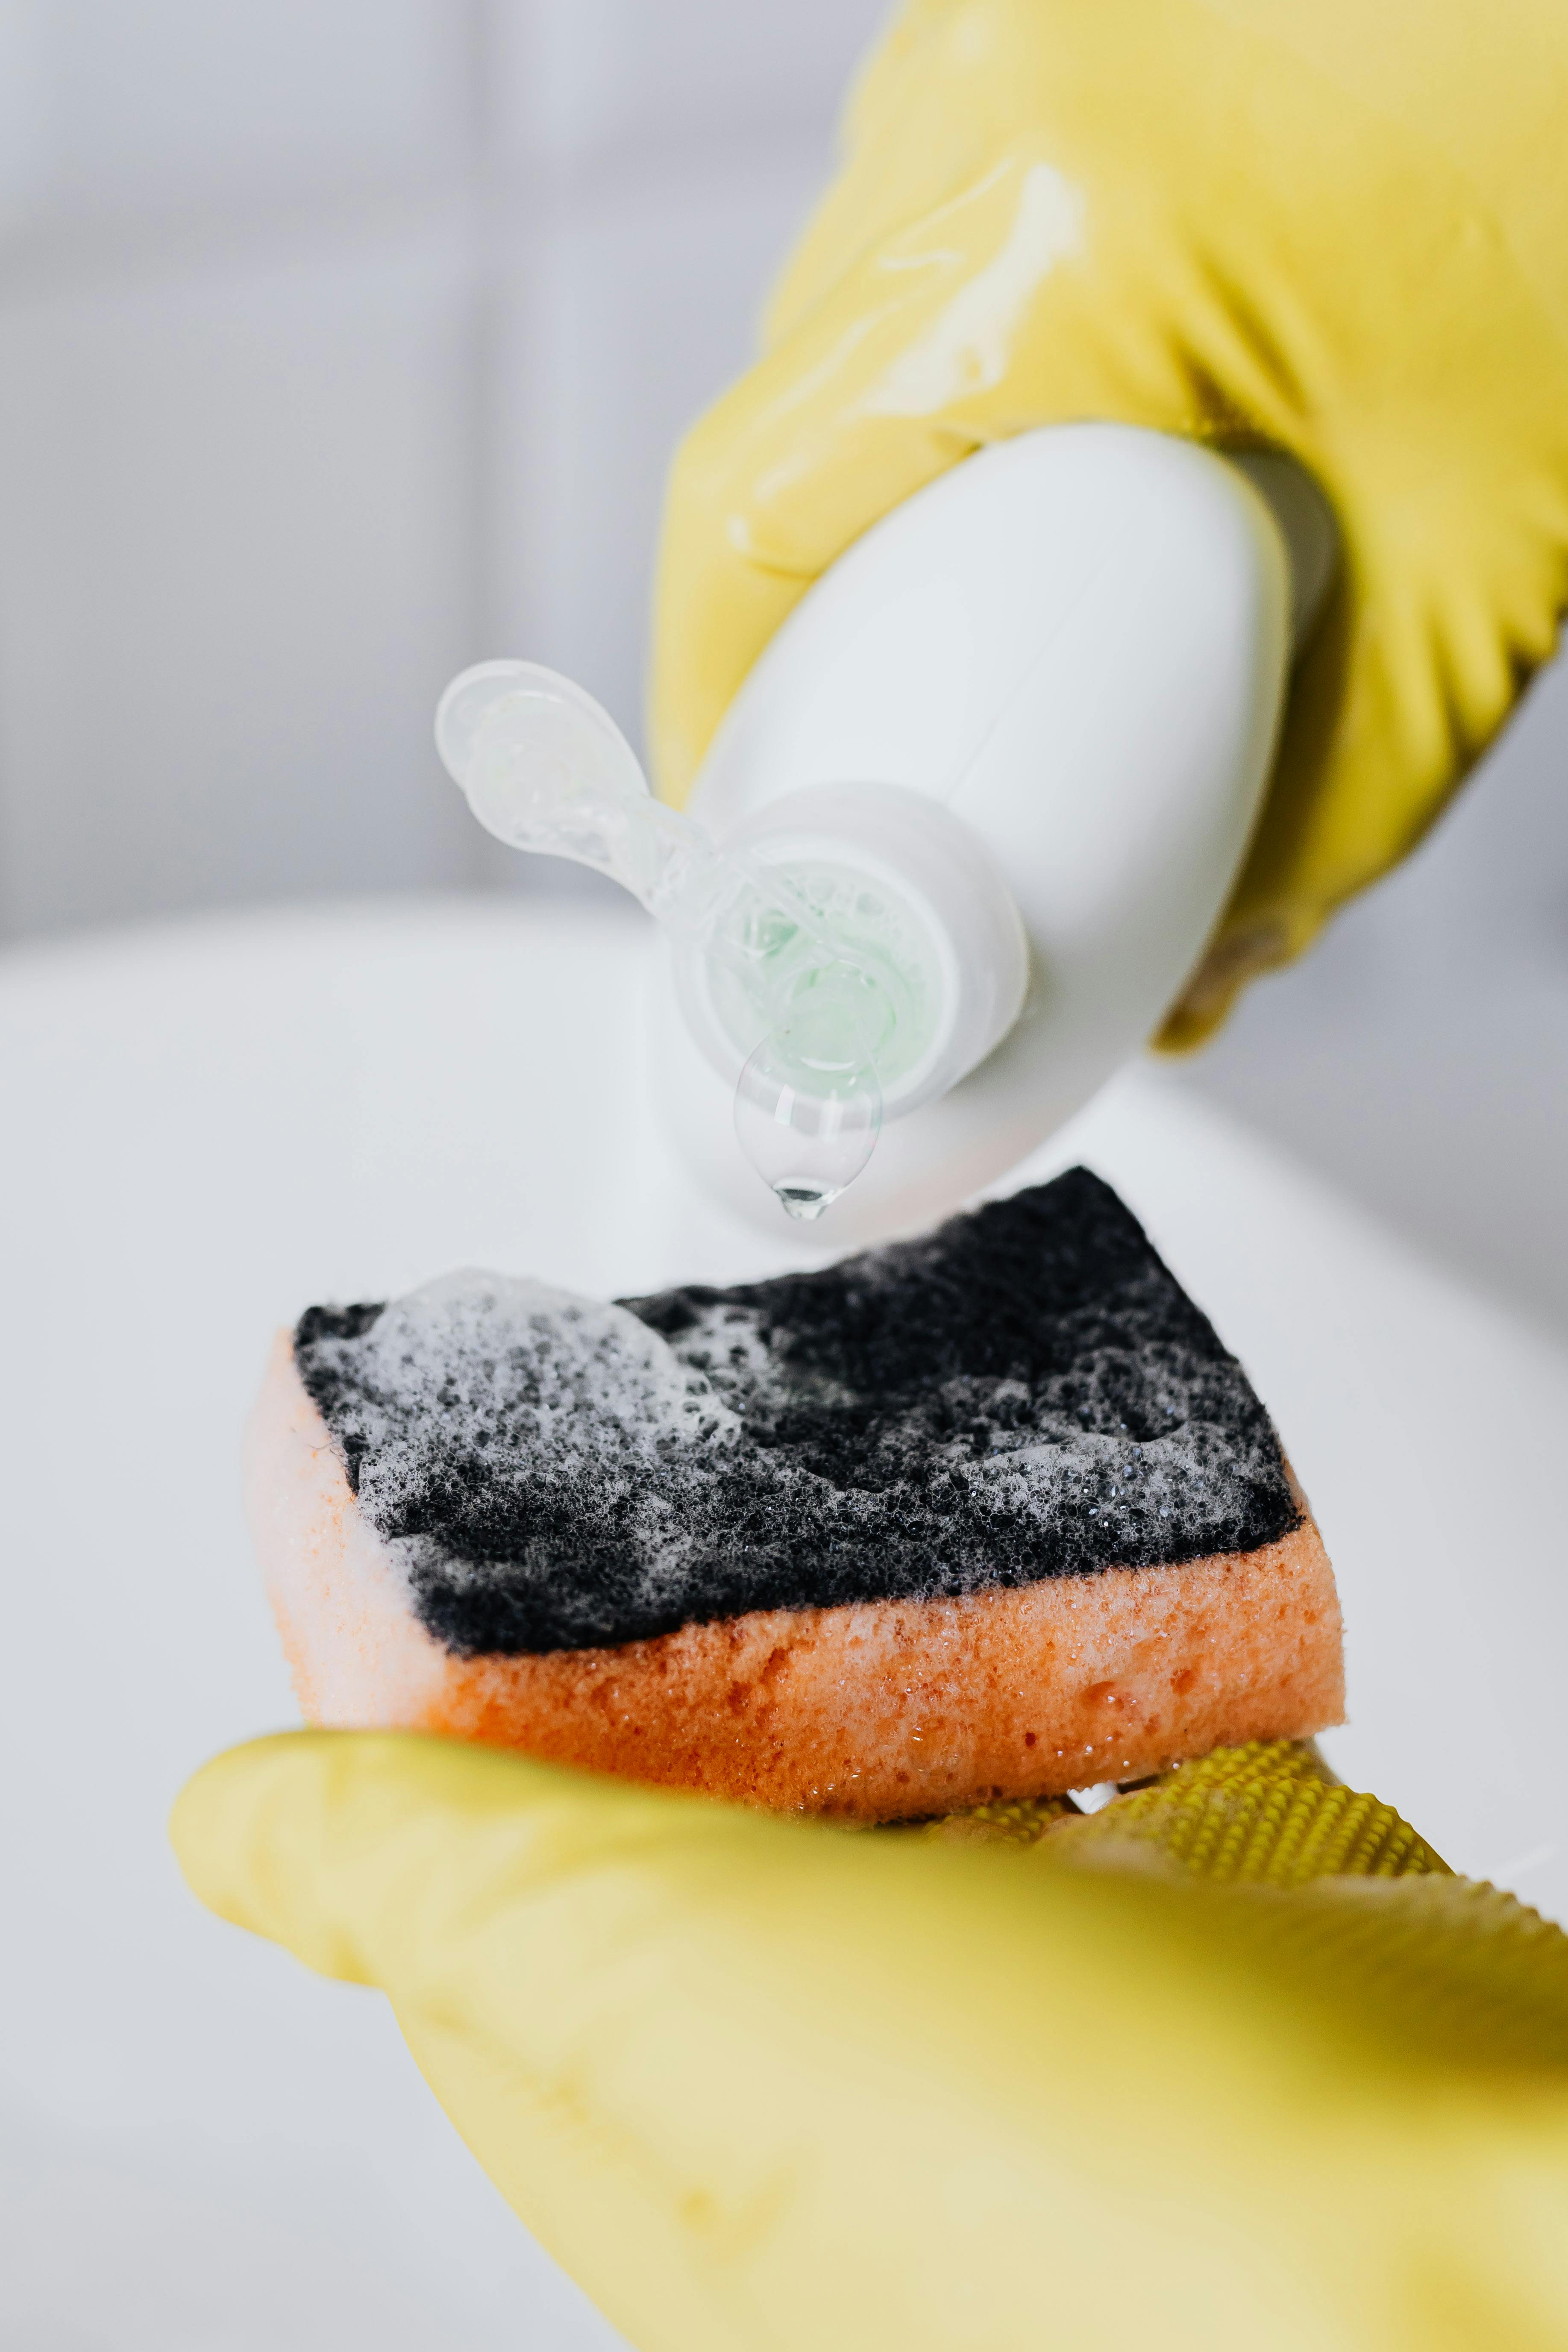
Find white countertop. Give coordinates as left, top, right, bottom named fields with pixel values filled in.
left=4, top=895, right=1565, bottom=2348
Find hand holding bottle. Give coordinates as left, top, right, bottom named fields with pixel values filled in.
left=652, top=0, right=1568, bottom=1039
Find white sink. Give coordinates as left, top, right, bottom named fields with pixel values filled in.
left=4, top=895, right=1565, bottom=2347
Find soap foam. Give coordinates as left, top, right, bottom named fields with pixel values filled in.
left=293, top=1172, right=1301, bottom=1657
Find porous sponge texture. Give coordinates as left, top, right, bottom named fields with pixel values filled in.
left=289, top=1173, right=1307, bottom=1656
left=251, top=1342, right=1342, bottom=1820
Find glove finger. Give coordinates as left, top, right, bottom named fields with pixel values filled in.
left=649, top=140, right=1192, bottom=809
left=649, top=0, right=1251, bottom=805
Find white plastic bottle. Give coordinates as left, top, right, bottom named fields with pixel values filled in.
left=437, top=423, right=1333, bottom=1246
left=651, top=424, right=1330, bottom=1241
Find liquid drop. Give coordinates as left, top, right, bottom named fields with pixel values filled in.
left=733, top=1031, right=882, bottom=1222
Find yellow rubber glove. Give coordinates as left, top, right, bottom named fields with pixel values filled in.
left=173, top=1735, right=1568, bottom=2351
left=650, top=0, right=1568, bottom=1040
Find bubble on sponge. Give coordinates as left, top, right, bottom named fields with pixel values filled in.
left=340, top=1270, right=739, bottom=1472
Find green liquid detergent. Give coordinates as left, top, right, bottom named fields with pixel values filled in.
left=435, top=661, right=944, bottom=1218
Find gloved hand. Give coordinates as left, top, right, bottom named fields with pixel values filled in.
left=173, top=1735, right=1568, bottom=2351
left=650, top=0, right=1568, bottom=1040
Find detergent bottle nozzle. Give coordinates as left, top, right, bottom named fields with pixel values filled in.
left=435, top=661, right=897, bottom=1218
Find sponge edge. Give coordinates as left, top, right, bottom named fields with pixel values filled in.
left=248, top=1330, right=1343, bottom=1821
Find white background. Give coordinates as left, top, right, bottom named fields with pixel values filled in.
left=0, top=0, right=886, bottom=936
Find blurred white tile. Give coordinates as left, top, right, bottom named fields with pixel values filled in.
left=0, top=3, right=50, bottom=224
left=0, top=232, right=483, bottom=936
left=0, top=0, right=469, bottom=225
left=483, top=153, right=825, bottom=768
left=493, top=0, right=890, bottom=170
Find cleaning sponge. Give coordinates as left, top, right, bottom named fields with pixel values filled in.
left=250, top=1170, right=1342, bottom=1818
